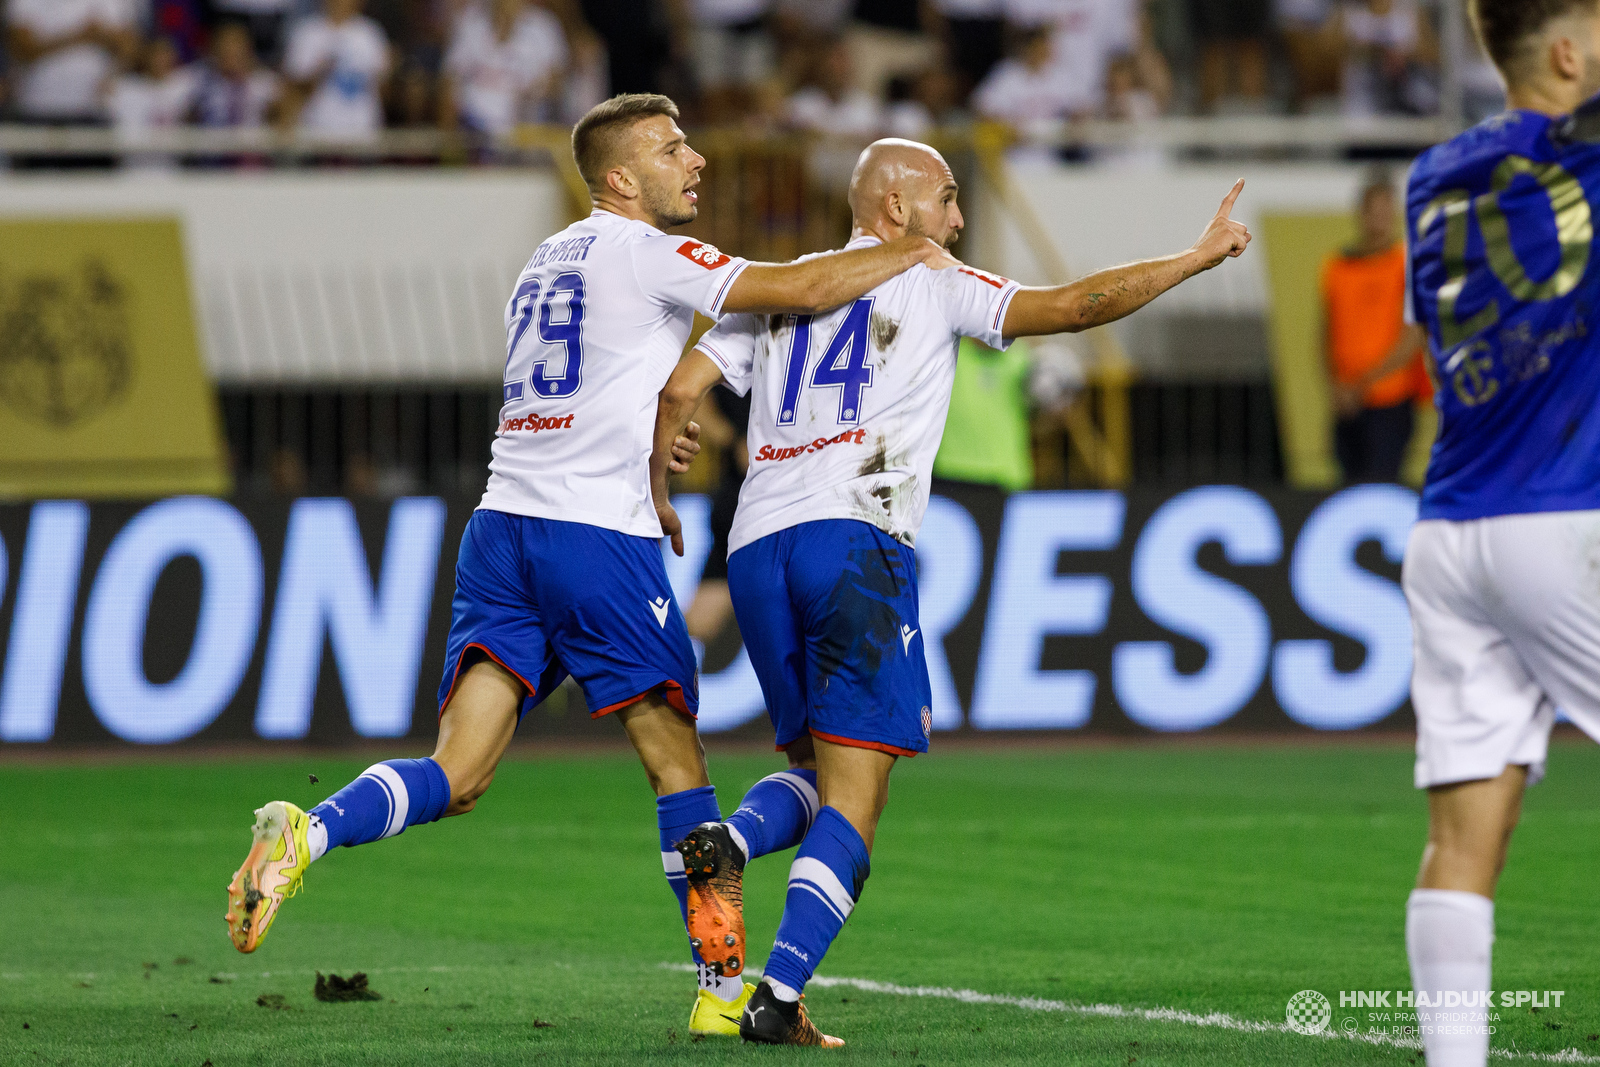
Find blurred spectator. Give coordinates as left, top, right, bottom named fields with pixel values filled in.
left=971, top=26, right=1072, bottom=124
left=773, top=0, right=850, bottom=38
left=1337, top=0, right=1438, bottom=117
left=519, top=0, right=606, bottom=124
left=150, top=0, right=209, bottom=63
left=210, top=0, right=299, bottom=65
left=1276, top=0, right=1339, bottom=110
left=282, top=0, right=394, bottom=139
left=1322, top=170, right=1428, bottom=483
left=770, top=0, right=849, bottom=91
left=1004, top=0, right=1139, bottom=119
left=193, top=22, right=283, bottom=129
left=927, top=0, right=1003, bottom=97
left=107, top=35, right=199, bottom=138
left=883, top=66, right=959, bottom=138
left=392, top=59, right=436, bottom=126
left=689, top=0, right=772, bottom=124
left=440, top=0, right=567, bottom=135
left=785, top=36, right=881, bottom=137
left=577, top=0, right=670, bottom=96
left=367, top=0, right=450, bottom=73
left=846, top=0, right=938, bottom=100
left=5, top=0, right=138, bottom=123
left=1111, top=8, right=1172, bottom=116
left=1189, top=0, right=1270, bottom=112
left=1445, top=0, right=1504, bottom=122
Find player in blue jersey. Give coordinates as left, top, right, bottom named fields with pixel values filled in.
left=223, top=94, right=956, bottom=1038
left=1397, top=3, right=1600, bottom=1064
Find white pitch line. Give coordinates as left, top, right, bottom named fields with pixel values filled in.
left=661, top=964, right=1599, bottom=1064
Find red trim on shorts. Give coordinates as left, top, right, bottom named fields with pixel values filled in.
left=796, top=729, right=919, bottom=758
left=591, top=680, right=694, bottom=720
left=438, top=642, right=535, bottom=721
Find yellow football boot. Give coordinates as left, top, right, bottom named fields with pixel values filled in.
left=225, top=801, right=311, bottom=953
left=690, top=981, right=755, bottom=1037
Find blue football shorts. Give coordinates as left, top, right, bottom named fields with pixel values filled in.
left=437, top=509, right=699, bottom=720
left=728, top=519, right=932, bottom=756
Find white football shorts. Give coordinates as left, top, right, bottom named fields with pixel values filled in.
left=1403, top=508, right=1600, bottom=789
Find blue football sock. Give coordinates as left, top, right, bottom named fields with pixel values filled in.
left=724, top=769, right=818, bottom=862
left=308, top=758, right=451, bottom=858
left=762, top=806, right=871, bottom=998
left=658, top=785, right=734, bottom=992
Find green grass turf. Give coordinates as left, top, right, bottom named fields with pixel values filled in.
left=1, top=741, right=1596, bottom=1066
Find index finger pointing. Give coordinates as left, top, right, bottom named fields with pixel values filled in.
left=1218, top=178, right=1245, bottom=218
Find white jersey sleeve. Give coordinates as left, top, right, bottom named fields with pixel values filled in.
left=632, top=235, right=750, bottom=319
left=695, top=312, right=762, bottom=396
left=929, top=263, right=1021, bottom=348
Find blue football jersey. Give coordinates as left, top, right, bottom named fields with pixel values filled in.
left=1407, top=101, right=1600, bottom=520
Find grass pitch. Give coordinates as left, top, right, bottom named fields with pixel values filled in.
left=2, top=740, right=1596, bottom=1066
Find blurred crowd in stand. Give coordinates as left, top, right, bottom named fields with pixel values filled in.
left=0, top=0, right=1505, bottom=157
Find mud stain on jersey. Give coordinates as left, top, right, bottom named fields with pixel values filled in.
left=813, top=541, right=909, bottom=689
left=870, top=312, right=900, bottom=352
left=858, top=434, right=890, bottom=477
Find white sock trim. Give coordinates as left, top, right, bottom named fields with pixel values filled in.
left=725, top=823, right=751, bottom=864
left=769, top=772, right=820, bottom=823
left=765, top=977, right=801, bottom=1003
left=790, top=856, right=855, bottom=920
left=361, top=763, right=409, bottom=840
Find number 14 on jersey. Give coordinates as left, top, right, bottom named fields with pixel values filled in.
left=777, top=298, right=876, bottom=428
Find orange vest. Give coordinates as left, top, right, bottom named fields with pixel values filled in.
left=1321, top=242, right=1426, bottom=408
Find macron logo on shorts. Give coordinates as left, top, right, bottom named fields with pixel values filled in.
left=901, top=624, right=918, bottom=653
left=677, top=240, right=730, bottom=270
left=650, top=597, right=671, bottom=627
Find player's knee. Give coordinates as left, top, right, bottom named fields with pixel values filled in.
left=442, top=766, right=495, bottom=817
left=785, top=734, right=817, bottom=770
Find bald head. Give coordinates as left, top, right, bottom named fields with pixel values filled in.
left=848, top=139, right=962, bottom=247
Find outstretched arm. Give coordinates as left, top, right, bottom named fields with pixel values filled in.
left=722, top=236, right=956, bottom=315
left=1334, top=321, right=1427, bottom=416
left=1001, top=179, right=1252, bottom=339
left=651, top=350, right=728, bottom=556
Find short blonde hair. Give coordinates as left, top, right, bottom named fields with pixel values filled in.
left=571, top=94, right=680, bottom=190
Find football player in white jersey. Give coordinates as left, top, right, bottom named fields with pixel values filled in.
left=650, top=139, right=1251, bottom=1045
left=225, top=98, right=955, bottom=1034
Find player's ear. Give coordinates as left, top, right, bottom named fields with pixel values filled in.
left=1549, top=31, right=1583, bottom=83
left=605, top=164, right=637, bottom=201
left=885, top=190, right=905, bottom=228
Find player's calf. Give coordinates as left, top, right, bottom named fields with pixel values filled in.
left=754, top=806, right=870, bottom=1029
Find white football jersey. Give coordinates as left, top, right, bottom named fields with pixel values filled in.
left=699, top=236, right=1019, bottom=553
left=480, top=209, right=749, bottom=537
